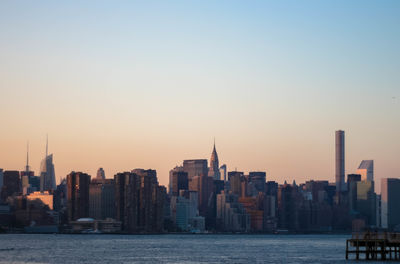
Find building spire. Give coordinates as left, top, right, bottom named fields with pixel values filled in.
left=25, top=141, right=30, bottom=172
left=46, top=134, right=48, bottom=157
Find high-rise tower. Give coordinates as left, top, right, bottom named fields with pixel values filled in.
left=335, top=130, right=345, bottom=192
left=25, top=141, right=30, bottom=173
left=356, top=160, right=374, bottom=182
left=40, top=135, right=56, bottom=191
left=67, top=171, right=91, bottom=221
left=21, top=142, right=35, bottom=194
left=208, top=140, right=220, bottom=180
left=96, top=168, right=106, bottom=180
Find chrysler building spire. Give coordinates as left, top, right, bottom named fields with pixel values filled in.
left=209, top=139, right=220, bottom=180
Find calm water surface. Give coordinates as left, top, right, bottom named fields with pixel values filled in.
left=0, top=234, right=381, bottom=263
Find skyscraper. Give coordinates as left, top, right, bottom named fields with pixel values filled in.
left=183, top=159, right=208, bottom=180
left=228, top=171, right=244, bottom=196
left=0, top=169, right=4, bottom=193
left=169, top=166, right=183, bottom=195
left=248, top=172, right=267, bottom=194
left=171, top=171, right=189, bottom=196
left=356, top=180, right=376, bottom=226
left=219, top=164, right=227, bottom=182
left=21, top=142, right=35, bottom=194
left=335, top=130, right=345, bottom=192
left=67, top=171, right=91, bottom=221
left=0, top=170, right=20, bottom=201
left=114, top=172, right=140, bottom=232
left=89, top=178, right=115, bottom=220
left=96, top=168, right=106, bottom=180
left=356, top=160, right=374, bottom=182
left=208, top=141, right=220, bottom=180
left=40, top=136, right=56, bottom=191
left=183, top=159, right=210, bottom=217
left=132, top=169, right=158, bottom=232
left=381, top=178, right=400, bottom=230
left=115, top=169, right=165, bottom=233
left=347, top=174, right=361, bottom=212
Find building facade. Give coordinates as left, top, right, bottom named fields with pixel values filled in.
left=67, top=171, right=91, bottom=221
left=89, top=179, right=115, bottom=220
left=335, top=130, right=345, bottom=193
left=40, top=154, right=56, bottom=192
left=381, top=178, right=400, bottom=230
left=356, top=160, right=374, bottom=182
left=208, top=142, right=220, bottom=180
left=1, top=170, right=20, bottom=201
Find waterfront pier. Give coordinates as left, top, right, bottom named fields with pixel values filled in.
left=346, top=232, right=400, bottom=261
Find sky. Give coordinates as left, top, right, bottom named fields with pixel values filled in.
left=0, top=1, right=399, bottom=192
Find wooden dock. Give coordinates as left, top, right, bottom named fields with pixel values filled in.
left=346, top=231, right=400, bottom=261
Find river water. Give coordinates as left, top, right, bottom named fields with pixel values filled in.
left=0, top=234, right=374, bottom=263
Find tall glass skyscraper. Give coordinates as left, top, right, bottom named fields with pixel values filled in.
left=356, top=160, right=374, bottom=182
left=335, top=130, right=345, bottom=192
left=39, top=137, right=56, bottom=191
left=40, top=154, right=56, bottom=191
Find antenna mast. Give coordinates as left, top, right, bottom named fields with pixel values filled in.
left=46, top=134, right=48, bottom=157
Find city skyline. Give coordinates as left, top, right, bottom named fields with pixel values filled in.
left=1, top=1, right=400, bottom=263
left=1, top=1, right=399, bottom=192
left=0, top=130, right=394, bottom=192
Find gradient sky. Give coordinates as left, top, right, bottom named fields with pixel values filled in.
left=1, top=1, right=399, bottom=191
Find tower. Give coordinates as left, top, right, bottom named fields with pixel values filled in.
left=21, top=141, right=35, bottom=194
left=208, top=139, right=220, bottom=180
left=25, top=141, right=30, bottom=173
left=67, top=171, right=91, bottom=221
left=40, top=135, right=56, bottom=191
left=356, top=160, right=374, bottom=182
left=96, top=168, right=106, bottom=180
left=381, top=178, right=400, bottom=230
left=335, top=130, right=345, bottom=192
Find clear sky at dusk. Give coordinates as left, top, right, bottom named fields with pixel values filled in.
left=1, top=1, right=399, bottom=191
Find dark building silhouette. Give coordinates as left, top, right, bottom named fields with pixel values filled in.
left=228, top=171, right=244, bottom=196
left=183, top=159, right=212, bottom=219
left=381, top=178, right=400, bottom=230
left=89, top=178, right=115, bottom=220
left=154, top=185, right=167, bottom=232
left=183, top=159, right=208, bottom=180
left=132, top=169, right=158, bottom=232
left=277, top=183, right=299, bottom=231
left=213, top=180, right=225, bottom=195
left=335, top=130, right=345, bottom=193
left=355, top=180, right=376, bottom=226
left=67, top=171, right=91, bottom=221
left=20, top=142, right=36, bottom=194
left=115, top=169, right=165, bottom=233
left=171, top=171, right=188, bottom=196
left=54, top=178, right=68, bottom=225
left=114, top=172, right=140, bottom=232
left=304, top=180, right=329, bottom=203
left=248, top=172, right=266, bottom=193
left=1, top=170, right=21, bottom=201
left=96, top=168, right=105, bottom=180
left=266, top=181, right=278, bottom=196
left=348, top=174, right=361, bottom=212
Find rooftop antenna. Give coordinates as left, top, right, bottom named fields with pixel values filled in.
left=46, top=134, right=48, bottom=157
left=213, top=137, right=216, bottom=151
left=25, top=141, right=30, bottom=172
